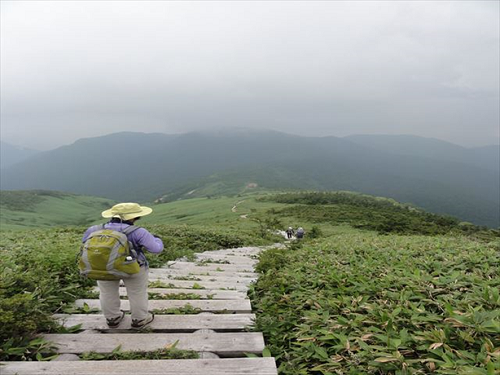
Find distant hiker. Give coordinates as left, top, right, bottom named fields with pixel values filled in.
left=80, top=203, right=163, bottom=329
left=286, top=226, right=294, bottom=239
left=296, top=227, right=305, bottom=239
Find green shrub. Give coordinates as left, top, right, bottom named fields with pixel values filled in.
left=308, top=225, right=323, bottom=239
left=265, top=192, right=498, bottom=239
left=81, top=344, right=198, bottom=360
left=251, top=233, right=500, bottom=374
left=0, top=224, right=265, bottom=360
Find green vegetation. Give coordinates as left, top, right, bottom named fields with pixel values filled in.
left=264, top=192, right=499, bottom=239
left=81, top=343, right=198, bottom=360
left=0, top=227, right=91, bottom=360
left=0, top=190, right=115, bottom=230
left=151, top=304, right=202, bottom=315
left=144, top=224, right=270, bottom=267
left=172, top=276, right=202, bottom=281
left=148, top=281, right=176, bottom=288
left=2, top=188, right=499, bottom=373
left=0, top=224, right=268, bottom=361
left=148, top=292, right=206, bottom=300
left=2, top=130, right=498, bottom=226
left=250, top=228, right=500, bottom=374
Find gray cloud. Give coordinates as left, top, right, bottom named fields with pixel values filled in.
left=1, top=1, right=498, bottom=150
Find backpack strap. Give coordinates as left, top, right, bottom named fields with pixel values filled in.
left=122, top=225, right=143, bottom=262
left=122, top=225, right=140, bottom=236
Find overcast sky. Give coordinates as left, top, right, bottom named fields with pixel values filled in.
left=1, top=1, right=499, bottom=150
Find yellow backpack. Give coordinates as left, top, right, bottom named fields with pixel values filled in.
left=78, top=225, right=141, bottom=280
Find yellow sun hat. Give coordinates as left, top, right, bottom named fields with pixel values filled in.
left=102, top=202, right=153, bottom=221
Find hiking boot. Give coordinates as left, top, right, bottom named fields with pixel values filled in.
left=131, top=313, right=154, bottom=329
left=106, top=310, right=125, bottom=328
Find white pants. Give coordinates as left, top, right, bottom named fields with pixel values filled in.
left=97, top=267, right=149, bottom=321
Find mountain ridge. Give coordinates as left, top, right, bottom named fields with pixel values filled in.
left=1, top=130, right=498, bottom=226
left=0, top=141, right=40, bottom=169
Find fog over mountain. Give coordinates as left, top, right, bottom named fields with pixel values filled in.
left=1, top=1, right=499, bottom=150
left=1, top=130, right=498, bottom=227
left=0, top=141, right=39, bottom=169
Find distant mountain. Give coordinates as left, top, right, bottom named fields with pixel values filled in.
left=1, top=130, right=498, bottom=227
left=345, top=134, right=499, bottom=171
left=468, top=145, right=500, bottom=171
left=0, top=141, right=39, bottom=169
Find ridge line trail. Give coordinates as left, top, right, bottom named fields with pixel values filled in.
left=231, top=199, right=246, bottom=213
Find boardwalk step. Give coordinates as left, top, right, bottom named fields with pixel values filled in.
left=145, top=279, right=249, bottom=291
left=54, top=314, right=255, bottom=332
left=0, top=358, right=278, bottom=375
left=167, top=262, right=256, bottom=273
left=42, top=332, right=265, bottom=357
left=97, top=287, right=248, bottom=300
left=75, top=299, right=252, bottom=313
left=201, top=251, right=261, bottom=257
left=148, top=272, right=256, bottom=285
left=201, top=246, right=262, bottom=253
left=150, top=268, right=258, bottom=278
left=1, top=246, right=279, bottom=374
left=194, top=255, right=258, bottom=265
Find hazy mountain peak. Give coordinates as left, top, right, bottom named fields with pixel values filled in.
left=1, top=130, right=498, bottom=227
left=190, top=127, right=291, bottom=138
left=345, top=134, right=466, bottom=148
left=0, top=141, right=40, bottom=169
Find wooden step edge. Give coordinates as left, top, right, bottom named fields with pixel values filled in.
left=0, top=358, right=278, bottom=375
left=74, top=299, right=253, bottom=314
left=42, top=332, right=266, bottom=357
left=53, top=314, right=256, bottom=332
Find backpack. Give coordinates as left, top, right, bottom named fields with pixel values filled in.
left=78, top=225, right=141, bottom=280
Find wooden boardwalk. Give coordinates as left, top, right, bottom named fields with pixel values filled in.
left=2, top=246, right=278, bottom=374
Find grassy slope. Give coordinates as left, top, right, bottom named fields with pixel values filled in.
left=0, top=189, right=300, bottom=233
left=0, top=191, right=115, bottom=230
left=251, top=229, right=500, bottom=374
left=142, top=193, right=284, bottom=226
left=0, top=224, right=271, bottom=361
left=1, top=188, right=498, bottom=370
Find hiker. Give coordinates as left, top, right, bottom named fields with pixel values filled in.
left=286, top=226, right=294, bottom=239
left=296, top=227, right=305, bottom=239
left=81, top=203, right=163, bottom=329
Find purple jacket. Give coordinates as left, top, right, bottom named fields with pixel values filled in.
left=82, top=222, right=164, bottom=267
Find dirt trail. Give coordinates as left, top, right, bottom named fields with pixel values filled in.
left=231, top=200, right=246, bottom=213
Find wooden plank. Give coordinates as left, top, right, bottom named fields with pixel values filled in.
left=54, top=314, right=255, bottom=332
left=195, top=255, right=258, bottom=265
left=42, top=332, right=266, bottom=356
left=149, top=268, right=258, bottom=278
left=167, top=262, right=256, bottom=273
left=146, top=279, right=250, bottom=291
left=75, top=299, right=252, bottom=313
left=196, top=252, right=258, bottom=258
left=93, top=287, right=248, bottom=300
left=0, top=358, right=278, bottom=375
left=148, top=272, right=256, bottom=285
left=201, top=250, right=261, bottom=257
left=147, top=288, right=249, bottom=300
left=202, top=246, right=262, bottom=253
